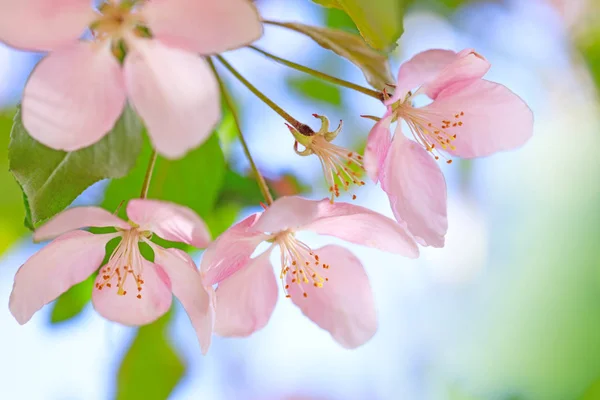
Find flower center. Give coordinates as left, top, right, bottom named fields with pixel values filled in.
left=90, top=1, right=151, bottom=61
left=395, top=101, right=465, bottom=164
left=275, top=232, right=330, bottom=299
left=298, top=135, right=365, bottom=202
left=92, top=2, right=140, bottom=39
left=95, top=229, right=147, bottom=299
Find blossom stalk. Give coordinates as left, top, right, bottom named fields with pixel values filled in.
left=214, top=55, right=314, bottom=135
left=140, top=149, right=158, bottom=199
left=209, top=59, right=274, bottom=205
left=247, top=45, right=383, bottom=101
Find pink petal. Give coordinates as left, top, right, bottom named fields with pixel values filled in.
left=9, top=230, right=115, bottom=325
left=364, top=113, right=393, bottom=183
left=201, top=213, right=265, bottom=286
left=0, top=0, right=95, bottom=51
left=380, top=133, right=447, bottom=248
left=33, top=206, right=130, bottom=242
left=126, top=199, right=211, bottom=248
left=155, top=248, right=215, bottom=354
left=389, top=49, right=457, bottom=104
left=388, top=49, right=490, bottom=104
left=423, top=79, right=534, bottom=159
left=124, top=38, right=220, bottom=159
left=22, top=42, right=126, bottom=151
left=252, top=196, right=323, bottom=234
left=214, top=249, right=278, bottom=337
left=419, top=49, right=491, bottom=100
left=142, top=0, right=262, bottom=54
left=92, top=258, right=172, bottom=326
left=301, top=199, right=419, bottom=258
left=287, top=245, right=376, bottom=349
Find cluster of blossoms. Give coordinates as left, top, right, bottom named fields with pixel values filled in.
left=3, top=0, right=533, bottom=351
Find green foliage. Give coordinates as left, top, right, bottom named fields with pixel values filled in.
left=278, top=22, right=394, bottom=90
left=9, top=108, right=143, bottom=230
left=288, top=74, right=344, bottom=106
left=0, top=111, right=28, bottom=255
left=102, top=134, right=226, bottom=228
left=579, top=376, right=600, bottom=400
left=50, top=276, right=94, bottom=324
left=219, top=168, right=264, bottom=206
left=216, top=107, right=237, bottom=156
left=579, top=31, right=600, bottom=90
left=311, top=0, right=406, bottom=52
left=203, top=202, right=242, bottom=238
left=116, top=313, right=185, bottom=400
left=324, top=6, right=359, bottom=32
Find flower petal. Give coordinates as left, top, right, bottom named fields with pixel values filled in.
left=126, top=199, right=210, bottom=248
left=389, top=49, right=457, bottom=104
left=201, top=213, right=265, bottom=286
left=124, top=38, right=220, bottom=159
left=388, top=49, right=489, bottom=104
left=419, top=49, right=491, bottom=100
left=252, top=196, right=323, bottom=234
left=300, top=199, right=419, bottom=258
left=364, top=113, right=393, bottom=183
left=9, top=230, right=114, bottom=325
left=214, top=249, right=278, bottom=337
left=92, top=258, right=172, bottom=326
left=423, top=79, right=534, bottom=159
left=155, top=247, right=215, bottom=354
left=287, top=245, right=376, bottom=349
left=33, top=206, right=130, bottom=242
left=380, top=133, right=447, bottom=248
left=143, top=0, right=262, bottom=54
left=22, top=42, right=126, bottom=151
left=0, top=0, right=95, bottom=51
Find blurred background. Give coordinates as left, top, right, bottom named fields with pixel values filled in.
left=1, top=0, right=600, bottom=399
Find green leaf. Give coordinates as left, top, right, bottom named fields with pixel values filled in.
left=324, top=5, right=359, bottom=32
left=277, top=22, right=394, bottom=89
left=50, top=276, right=94, bottom=324
left=203, top=202, right=242, bottom=237
left=116, top=313, right=185, bottom=400
left=579, top=31, right=600, bottom=90
left=313, top=0, right=343, bottom=8
left=216, top=107, right=237, bottom=155
left=579, top=375, right=600, bottom=400
left=219, top=168, right=311, bottom=207
left=9, top=108, right=143, bottom=229
left=102, top=134, right=226, bottom=233
left=0, top=111, right=28, bottom=254
left=219, top=168, right=265, bottom=206
left=288, top=74, right=343, bottom=106
left=310, top=0, right=406, bottom=52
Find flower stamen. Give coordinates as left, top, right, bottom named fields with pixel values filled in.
left=276, top=232, right=329, bottom=299
left=290, top=115, right=365, bottom=202
left=91, top=1, right=150, bottom=53
left=94, top=229, right=145, bottom=299
left=397, top=103, right=465, bottom=164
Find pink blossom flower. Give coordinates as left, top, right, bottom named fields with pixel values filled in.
left=9, top=199, right=215, bottom=353
left=201, top=196, right=419, bottom=348
left=288, top=114, right=365, bottom=201
left=0, top=0, right=262, bottom=158
left=364, top=49, right=534, bottom=247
